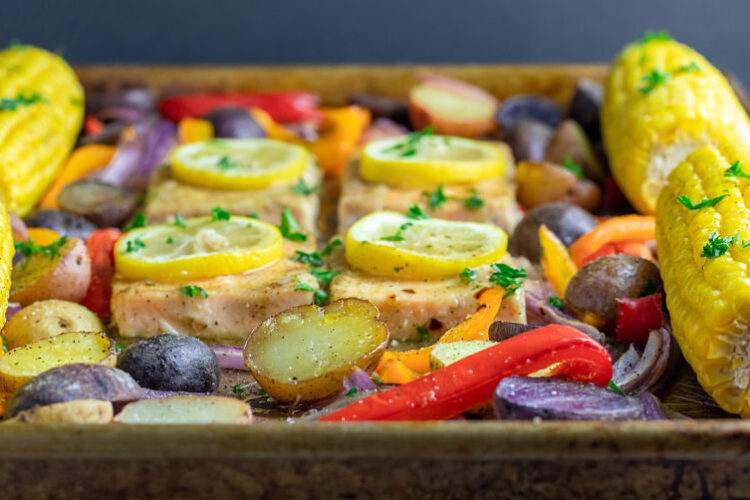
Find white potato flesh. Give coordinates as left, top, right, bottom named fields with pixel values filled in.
left=115, top=396, right=252, bottom=424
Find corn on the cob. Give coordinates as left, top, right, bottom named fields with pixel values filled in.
left=657, top=144, right=750, bottom=416
left=602, top=37, right=750, bottom=214
left=0, top=44, right=84, bottom=216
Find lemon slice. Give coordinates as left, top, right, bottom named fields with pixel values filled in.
left=359, top=135, right=505, bottom=187
left=114, top=215, right=282, bottom=281
left=345, top=211, right=507, bottom=279
left=170, top=138, right=309, bottom=190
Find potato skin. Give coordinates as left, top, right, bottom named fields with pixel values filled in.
left=7, top=399, right=113, bottom=424
left=509, top=202, right=598, bottom=262
left=565, top=255, right=662, bottom=327
left=2, top=300, right=104, bottom=349
left=10, top=238, right=91, bottom=306
left=116, top=334, right=220, bottom=393
left=6, top=363, right=141, bottom=418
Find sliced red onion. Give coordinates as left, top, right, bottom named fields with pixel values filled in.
left=140, top=389, right=211, bottom=399
left=524, top=282, right=605, bottom=344
left=611, top=327, right=676, bottom=395
left=5, top=303, right=22, bottom=324
left=358, top=118, right=409, bottom=145
left=639, top=392, right=667, bottom=420
left=494, top=376, right=643, bottom=421
left=8, top=211, right=27, bottom=241
left=98, top=127, right=145, bottom=186
left=126, top=119, right=176, bottom=191
left=86, top=88, right=156, bottom=116
left=210, top=344, right=248, bottom=371
left=342, top=367, right=377, bottom=393
left=98, top=107, right=151, bottom=123
left=611, top=344, right=640, bottom=381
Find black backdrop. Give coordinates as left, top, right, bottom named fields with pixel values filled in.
left=5, top=0, right=750, bottom=83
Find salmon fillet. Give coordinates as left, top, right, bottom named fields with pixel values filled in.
left=111, top=241, right=317, bottom=343
left=144, top=160, right=322, bottom=234
left=337, top=144, right=522, bottom=234
left=327, top=247, right=526, bottom=341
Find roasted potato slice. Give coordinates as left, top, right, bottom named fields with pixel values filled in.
left=0, top=332, right=116, bottom=392
left=243, top=299, right=389, bottom=403
left=6, top=399, right=113, bottom=424
left=2, top=300, right=104, bottom=349
left=114, top=395, right=252, bottom=424
left=10, top=237, right=91, bottom=306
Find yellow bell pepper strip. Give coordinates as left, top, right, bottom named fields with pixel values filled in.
left=309, top=106, right=371, bottom=176
left=321, top=324, right=613, bottom=422
left=250, top=108, right=302, bottom=143
left=569, top=215, right=655, bottom=267
left=374, top=287, right=504, bottom=383
left=39, top=145, right=116, bottom=209
left=539, top=224, right=578, bottom=298
left=25, top=228, right=62, bottom=247
left=177, top=118, right=214, bottom=144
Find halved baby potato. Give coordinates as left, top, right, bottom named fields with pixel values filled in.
left=0, top=332, right=116, bottom=392
left=243, top=299, right=389, bottom=403
left=114, top=395, right=253, bottom=424
left=6, top=399, right=114, bottom=424
left=2, top=300, right=104, bottom=349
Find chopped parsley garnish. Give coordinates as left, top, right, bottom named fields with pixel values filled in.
left=0, top=92, right=46, bottom=112
left=384, top=126, right=434, bottom=157
left=166, top=237, right=175, bottom=244
left=294, top=276, right=328, bottom=305
left=743, top=240, right=750, bottom=248
left=70, top=96, right=83, bottom=107
left=279, top=207, right=307, bottom=242
left=182, top=285, right=208, bottom=299
left=114, top=342, right=125, bottom=352
left=173, top=213, right=187, bottom=229
left=381, top=234, right=404, bottom=242
left=489, top=263, right=527, bottom=298
left=123, top=213, right=147, bottom=231
left=676, top=61, right=700, bottom=74
left=416, top=325, right=430, bottom=342
left=247, top=212, right=259, bottom=219
left=126, top=238, right=146, bottom=253
left=232, top=383, right=244, bottom=395
left=345, top=387, right=359, bottom=397
left=14, top=236, right=68, bottom=266
left=700, top=232, right=739, bottom=258
left=676, top=194, right=726, bottom=210
left=637, top=30, right=672, bottom=44
left=217, top=155, right=237, bottom=170
left=724, top=161, right=750, bottom=179
left=406, top=204, right=430, bottom=220
left=609, top=380, right=627, bottom=396
left=1, top=336, right=7, bottom=353
left=639, top=68, right=670, bottom=94
left=460, top=268, right=478, bottom=282
left=258, top=388, right=266, bottom=395
left=561, top=157, right=584, bottom=179
left=549, top=296, right=565, bottom=310
left=322, top=238, right=342, bottom=256
left=310, top=267, right=340, bottom=285
left=464, top=189, right=484, bottom=209
left=292, top=178, right=320, bottom=195
left=292, top=250, right=324, bottom=267
left=423, top=184, right=449, bottom=210
left=211, top=206, right=231, bottom=221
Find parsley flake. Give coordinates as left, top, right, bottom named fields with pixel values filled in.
left=639, top=68, right=670, bottom=94
left=384, top=126, right=434, bottom=157
left=232, top=383, right=244, bottom=395
left=416, top=325, right=430, bottom=342
left=561, top=157, right=584, bottom=179
left=676, top=194, right=726, bottom=210
left=549, top=296, right=565, bottom=310
left=0, top=92, right=46, bottom=112
left=126, top=238, right=146, bottom=253
left=637, top=30, right=672, bottom=44
left=345, top=387, right=359, bottom=397
left=609, top=380, right=627, bottom=396
left=406, top=204, right=430, bottom=220
left=639, top=278, right=658, bottom=297
left=292, top=178, right=320, bottom=195
left=489, top=263, right=527, bottom=298
left=123, top=213, right=147, bottom=232
left=279, top=208, right=307, bottom=242
left=725, top=161, right=750, bottom=179
left=464, top=189, right=484, bottom=209
left=115, top=342, right=125, bottom=352
left=322, top=238, right=342, bottom=256
left=676, top=61, right=701, bottom=74
left=14, top=236, right=68, bottom=269
left=700, top=232, right=739, bottom=258
left=182, top=285, right=208, bottom=299
left=292, top=250, right=323, bottom=267
left=217, top=155, right=237, bottom=170
left=166, top=237, right=174, bottom=244
left=294, top=276, right=328, bottom=305
left=173, top=213, right=187, bottom=229
left=247, top=212, right=259, bottom=219
left=311, top=267, right=340, bottom=285
left=211, top=206, right=231, bottom=221
left=423, top=185, right=449, bottom=210
left=460, top=268, right=478, bottom=282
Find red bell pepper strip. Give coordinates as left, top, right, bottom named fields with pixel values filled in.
left=615, top=293, right=663, bottom=347
left=81, top=228, right=122, bottom=322
left=581, top=239, right=654, bottom=266
left=159, top=92, right=322, bottom=124
left=84, top=115, right=105, bottom=136
left=320, top=324, right=612, bottom=422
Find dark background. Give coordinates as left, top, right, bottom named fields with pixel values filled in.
left=5, top=1, right=750, bottom=83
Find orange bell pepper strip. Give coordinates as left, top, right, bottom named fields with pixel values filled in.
left=309, top=106, right=371, bottom=176
left=39, top=145, right=116, bottom=209
left=569, top=215, right=655, bottom=267
left=374, top=287, right=504, bottom=383
left=581, top=239, right=654, bottom=266
left=250, top=108, right=303, bottom=143
left=321, top=324, right=613, bottom=422
left=177, top=118, right=214, bottom=144
left=378, top=358, right=421, bottom=385
left=25, top=228, right=62, bottom=246
left=539, top=225, right=578, bottom=298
